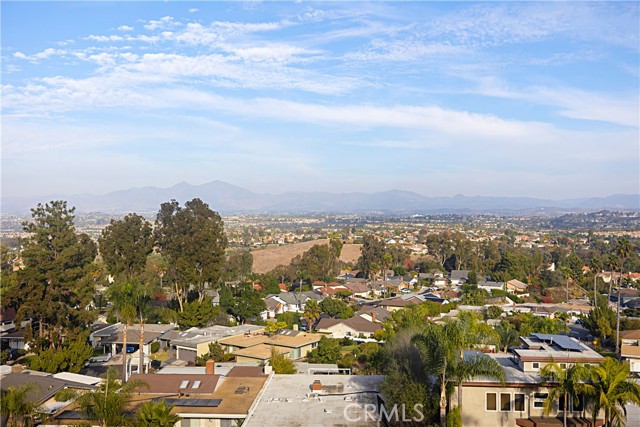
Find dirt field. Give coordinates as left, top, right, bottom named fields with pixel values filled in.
left=251, top=239, right=363, bottom=274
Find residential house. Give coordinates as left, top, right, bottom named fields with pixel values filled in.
left=1, top=370, right=97, bottom=416
left=343, top=281, right=371, bottom=298
left=356, top=306, right=392, bottom=323
left=505, top=279, right=528, bottom=294
left=89, top=323, right=176, bottom=356
left=170, top=324, right=265, bottom=363
left=50, top=362, right=268, bottom=427
left=315, top=316, right=381, bottom=339
left=477, top=280, right=505, bottom=293
left=620, top=329, right=640, bottom=374
left=261, top=291, right=324, bottom=320
left=450, top=270, right=470, bottom=286
left=217, top=329, right=322, bottom=363
left=512, top=333, right=603, bottom=373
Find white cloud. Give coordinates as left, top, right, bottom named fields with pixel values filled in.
left=86, top=34, right=124, bottom=42
left=144, top=16, right=181, bottom=31
left=188, top=8, right=199, bottom=14
left=118, top=25, right=134, bottom=32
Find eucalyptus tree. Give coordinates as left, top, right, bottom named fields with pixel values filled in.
left=589, top=257, right=602, bottom=305
left=154, top=199, right=227, bottom=311
left=99, top=213, right=154, bottom=376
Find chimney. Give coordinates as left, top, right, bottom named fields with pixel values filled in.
left=206, top=359, right=215, bottom=375
left=311, top=380, right=322, bottom=392
left=371, top=310, right=377, bottom=323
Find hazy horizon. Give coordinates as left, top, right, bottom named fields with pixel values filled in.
left=2, top=2, right=639, bottom=199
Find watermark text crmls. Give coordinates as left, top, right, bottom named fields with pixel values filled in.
left=344, top=403, right=424, bottom=423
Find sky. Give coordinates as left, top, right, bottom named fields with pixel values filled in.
left=2, top=1, right=639, bottom=200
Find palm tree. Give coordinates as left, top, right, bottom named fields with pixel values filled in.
left=136, top=400, right=180, bottom=427
left=606, top=254, right=620, bottom=305
left=108, top=281, right=138, bottom=382
left=412, top=319, right=505, bottom=427
left=559, top=266, right=572, bottom=303
left=587, top=358, right=640, bottom=427
left=540, top=361, right=591, bottom=427
left=495, top=322, right=520, bottom=353
left=302, top=299, right=321, bottom=330
left=0, top=384, right=40, bottom=427
left=589, top=257, right=602, bottom=305
left=615, top=239, right=633, bottom=356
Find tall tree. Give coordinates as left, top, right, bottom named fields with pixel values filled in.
left=12, top=201, right=97, bottom=350
left=154, top=199, right=227, bottom=310
left=99, top=214, right=153, bottom=280
left=587, top=358, right=640, bottom=427
left=107, top=280, right=138, bottom=382
left=412, top=320, right=504, bottom=427
left=358, top=235, right=386, bottom=279
left=615, top=239, right=633, bottom=356
left=589, top=257, right=602, bottom=305
left=99, top=214, right=154, bottom=374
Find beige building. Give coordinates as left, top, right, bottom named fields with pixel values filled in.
left=170, top=324, right=265, bottom=363
left=218, top=329, right=321, bottom=362
left=620, top=329, right=640, bottom=374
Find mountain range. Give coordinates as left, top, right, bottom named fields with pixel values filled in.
left=2, top=180, right=639, bottom=215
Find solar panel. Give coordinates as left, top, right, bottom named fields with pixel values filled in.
left=531, top=333, right=583, bottom=351
left=162, top=398, right=222, bottom=407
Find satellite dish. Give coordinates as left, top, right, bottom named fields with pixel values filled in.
left=0, top=365, right=12, bottom=375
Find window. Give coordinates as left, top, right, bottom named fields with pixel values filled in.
left=486, top=393, right=497, bottom=411
left=534, top=392, right=548, bottom=408
left=573, top=394, right=585, bottom=412
left=514, top=394, right=525, bottom=412
left=532, top=362, right=540, bottom=369
left=192, top=380, right=201, bottom=389
left=500, top=393, right=511, bottom=411
left=179, top=380, right=189, bottom=389
left=560, top=363, right=567, bottom=369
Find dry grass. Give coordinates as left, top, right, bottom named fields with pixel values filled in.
left=251, top=239, right=362, bottom=274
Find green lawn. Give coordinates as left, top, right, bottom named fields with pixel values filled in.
left=149, top=349, right=170, bottom=362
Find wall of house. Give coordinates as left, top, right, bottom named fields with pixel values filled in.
left=460, top=384, right=556, bottom=427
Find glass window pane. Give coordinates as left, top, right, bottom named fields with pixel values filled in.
left=486, top=393, right=497, bottom=411
left=500, top=393, right=511, bottom=411
left=514, top=394, right=525, bottom=411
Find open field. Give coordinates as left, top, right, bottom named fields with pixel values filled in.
left=251, top=239, right=362, bottom=274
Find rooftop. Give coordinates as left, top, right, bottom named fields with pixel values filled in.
left=171, top=324, right=264, bottom=348
left=514, top=334, right=603, bottom=363
left=243, top=375, right=384, bottom=427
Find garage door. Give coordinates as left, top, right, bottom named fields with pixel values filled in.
left=177, top=347, right=196, bottom=364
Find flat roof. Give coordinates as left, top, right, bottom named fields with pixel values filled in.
left=515, top=335, right=604, bottom=363
left=463, top=353, right=542, bottom=385
left=171, top=325, right=265, bottom=348
left=244, top=375, right=384, bottom=427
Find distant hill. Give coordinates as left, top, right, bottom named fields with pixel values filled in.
left=2, top=180, right=638, bottom=215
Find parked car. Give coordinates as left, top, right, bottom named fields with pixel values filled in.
left=126, top=345, right=135, bottom=353
left=150, top=359, right=162, bottom=369
left=400, top=288, right=412, bottom=294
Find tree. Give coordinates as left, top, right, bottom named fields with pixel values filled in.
left=195, top=342, right=234, bottom=365
left=590, top=257, right=602, bottom=305
left=319, top=298, right=354, bottom=319
left=269, top=346, right=296, bottom=374
left=0, top=384, right=41, bottom=427
left=540, top=362, right=591, bottom=427
left=73, top=368, right=146, bottom=427
left=495, top=322, right=520, bottom=353
left=587, top=358, right=640, bottom=427
left=358, top=235, right=385, bottom=279
left=107, top=280, right=138, bottom=381
left=220, top=285, right=266, bottom=324
left=307, top=337, right=342, bottom=364
left=155, top=199, right=227, bottom=310
left=583, top=294, right=616, bottom=345
left=136, top=400, right=181, bottom=427
left=99, top=214, right=153, bottom=280
left=29, top=334, right=93, bottom=374
left=264, top=321, right=288, bottom=335
left=615, top=238, right=633, bottom=356
left=302, top=299, right=321, bottom=329
left=99, top=213, right=156, bottom=373
left=10, top=201, right=97, bottom=350
left=412, top=319, right=504, bottom=426
left=176, top=296, right=217, bottom=328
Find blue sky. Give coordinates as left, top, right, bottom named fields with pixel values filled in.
left=2, top=1, right=638, bottom=199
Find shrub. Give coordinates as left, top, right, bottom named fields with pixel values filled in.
left=150, top=342, right=160, bottom=353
